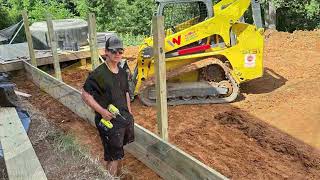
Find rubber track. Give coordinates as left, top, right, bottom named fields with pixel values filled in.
left=138, top=57, right=239, bottom=106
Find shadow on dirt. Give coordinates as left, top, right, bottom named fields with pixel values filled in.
left=240, top=68, right=287, bottom=94
left=173, top=103, right=320, bottom=179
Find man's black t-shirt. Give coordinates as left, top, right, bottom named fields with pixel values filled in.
left=83, top=63, right=132, bottom=128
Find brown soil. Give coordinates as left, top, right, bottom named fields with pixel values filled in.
left=12, top=29, right=320, bottom=179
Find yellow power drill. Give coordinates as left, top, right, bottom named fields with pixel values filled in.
left=100, top=104, right=126, bottom=129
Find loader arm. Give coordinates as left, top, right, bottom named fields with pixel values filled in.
left=144, top=0, right=251, bottom=52
left=133, top=0, right=264, bottom=106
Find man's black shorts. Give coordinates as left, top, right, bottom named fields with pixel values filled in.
left=96, top=118, right=134, bottom=161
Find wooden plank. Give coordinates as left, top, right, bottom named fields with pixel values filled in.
left=14, top=90, right=32, bottom=97
left=0, top=107, right=47, bottom=180
left=23, top=61, right=95, bottom=126
left=21, top=10, right=37, bottom=66
left=46, top=14, right=62, bottom=81
left=88, top=13, right=100, bottom=70
left=23, top=61, right=228, bottom=180
left=152, top=16, right=169, bottom=141
left=0, top=48, right=106, bottom=72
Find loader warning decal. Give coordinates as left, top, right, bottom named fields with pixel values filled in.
left=244, top=54, right=256, bottom=67
left=167, top=40, right=175, bottom=47
left=185, top=31, right=197, bottom=42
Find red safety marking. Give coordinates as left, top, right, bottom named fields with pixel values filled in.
left=178, top=44, right=211, bottom=55
left=247, top=55, right=254, bottom=62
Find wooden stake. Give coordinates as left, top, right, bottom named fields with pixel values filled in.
left=46, top=14, right=62, bottom=81
left=80, top=58, right=87, bottom=66
left=21, top=10, right=37, bottom=66
left=88, top=13, right=99, bottom=70
left=152, top=16, right=168, bottom=141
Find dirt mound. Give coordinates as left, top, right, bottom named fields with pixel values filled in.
left=215, top=111, right=320, bottom=170
left=123, top=46, right=139, bottom=61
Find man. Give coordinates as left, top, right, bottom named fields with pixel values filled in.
left=81, top=36, right=134, bottom=176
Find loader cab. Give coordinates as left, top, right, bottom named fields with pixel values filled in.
left=155, top=0, right=213, bottom=32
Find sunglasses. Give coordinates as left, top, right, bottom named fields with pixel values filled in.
left=109, top=48, right=124, bottom=55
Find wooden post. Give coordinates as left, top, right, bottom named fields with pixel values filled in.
left=88, top=13, right=99, bottom=70
left=22, top=10, right=37, bottom=66
left=80, top=58, right=87, bottom=66
left=46, top=14, right=62, bottom=81
left=152, top=16, right=168, bottom=141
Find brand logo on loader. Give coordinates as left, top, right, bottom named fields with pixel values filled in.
left=172, top=35, right=181, bottom=45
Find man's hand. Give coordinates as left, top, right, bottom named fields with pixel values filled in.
left=81, top=89, right=116, bottom=120
left=100, top=109, right=115, bottom=120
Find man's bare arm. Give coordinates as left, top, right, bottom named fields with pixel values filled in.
left=126, top=92, right=132, bottom=114
left=81, top=88, right=113, bottom=120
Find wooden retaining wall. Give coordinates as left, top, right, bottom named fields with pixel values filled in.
left=23, top=61, right=227, bottom=180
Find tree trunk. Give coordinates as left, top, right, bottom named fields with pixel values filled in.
left=264, top=1, right=276, bottom=29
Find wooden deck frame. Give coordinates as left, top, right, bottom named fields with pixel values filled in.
left=23, top=61, right=227, bottom=180
left=0, top=107, right=47, bottom=180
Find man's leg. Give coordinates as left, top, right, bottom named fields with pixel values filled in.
left=107, top=160, right=120, bottom=176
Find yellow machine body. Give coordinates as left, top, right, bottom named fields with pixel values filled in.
left=134, top=0, right=264, bottom=102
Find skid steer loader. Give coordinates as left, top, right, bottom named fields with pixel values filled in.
left=128, top=0, right=264, bottom=106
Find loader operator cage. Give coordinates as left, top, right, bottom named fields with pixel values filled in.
left=156, top=0, right=213, bottom=32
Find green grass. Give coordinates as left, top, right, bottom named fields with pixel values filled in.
left=50, top=132, right=122, bottom=179
left=119, top=33, right=147, bottom=47
left=50, top=132, right=90, bottom=160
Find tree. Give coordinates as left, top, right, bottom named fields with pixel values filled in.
left=262, top=0, right=320, bottom=31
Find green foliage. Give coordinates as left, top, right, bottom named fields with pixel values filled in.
left=261, top=0, right=320, bottom=31
left=122, top=0, right=155, bottom=35
left=28, top=0, right=74, bottom=22
left=75, top=0, right=155, bottom=36
left=119, top=32, right=146, bottom=46
left=0, top=6, right=13, bottom=28
left=0, top=0, right=74, bottom=24
left=1, top=0, right=319, bottom=41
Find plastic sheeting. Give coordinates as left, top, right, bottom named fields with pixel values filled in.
left=0, top=21, right=22, bottom=42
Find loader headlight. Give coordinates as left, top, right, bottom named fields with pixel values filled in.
left=142, top=46, right=153, bottom=58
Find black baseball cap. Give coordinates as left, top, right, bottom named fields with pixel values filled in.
left=105, top=36, right=123, bottom=50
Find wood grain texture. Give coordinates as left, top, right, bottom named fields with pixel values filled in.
left=152, top=16, right=169, bottom=141
left=46, top=14, right=62, bottom=81
left=0, top=107, right=47, bottom=180
left=88, top=13, right=99, bottom=70
left=21, top=10, right=37, bottom=66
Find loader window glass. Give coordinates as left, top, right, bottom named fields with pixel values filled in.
left=163, top=2, right=208, bottom=32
